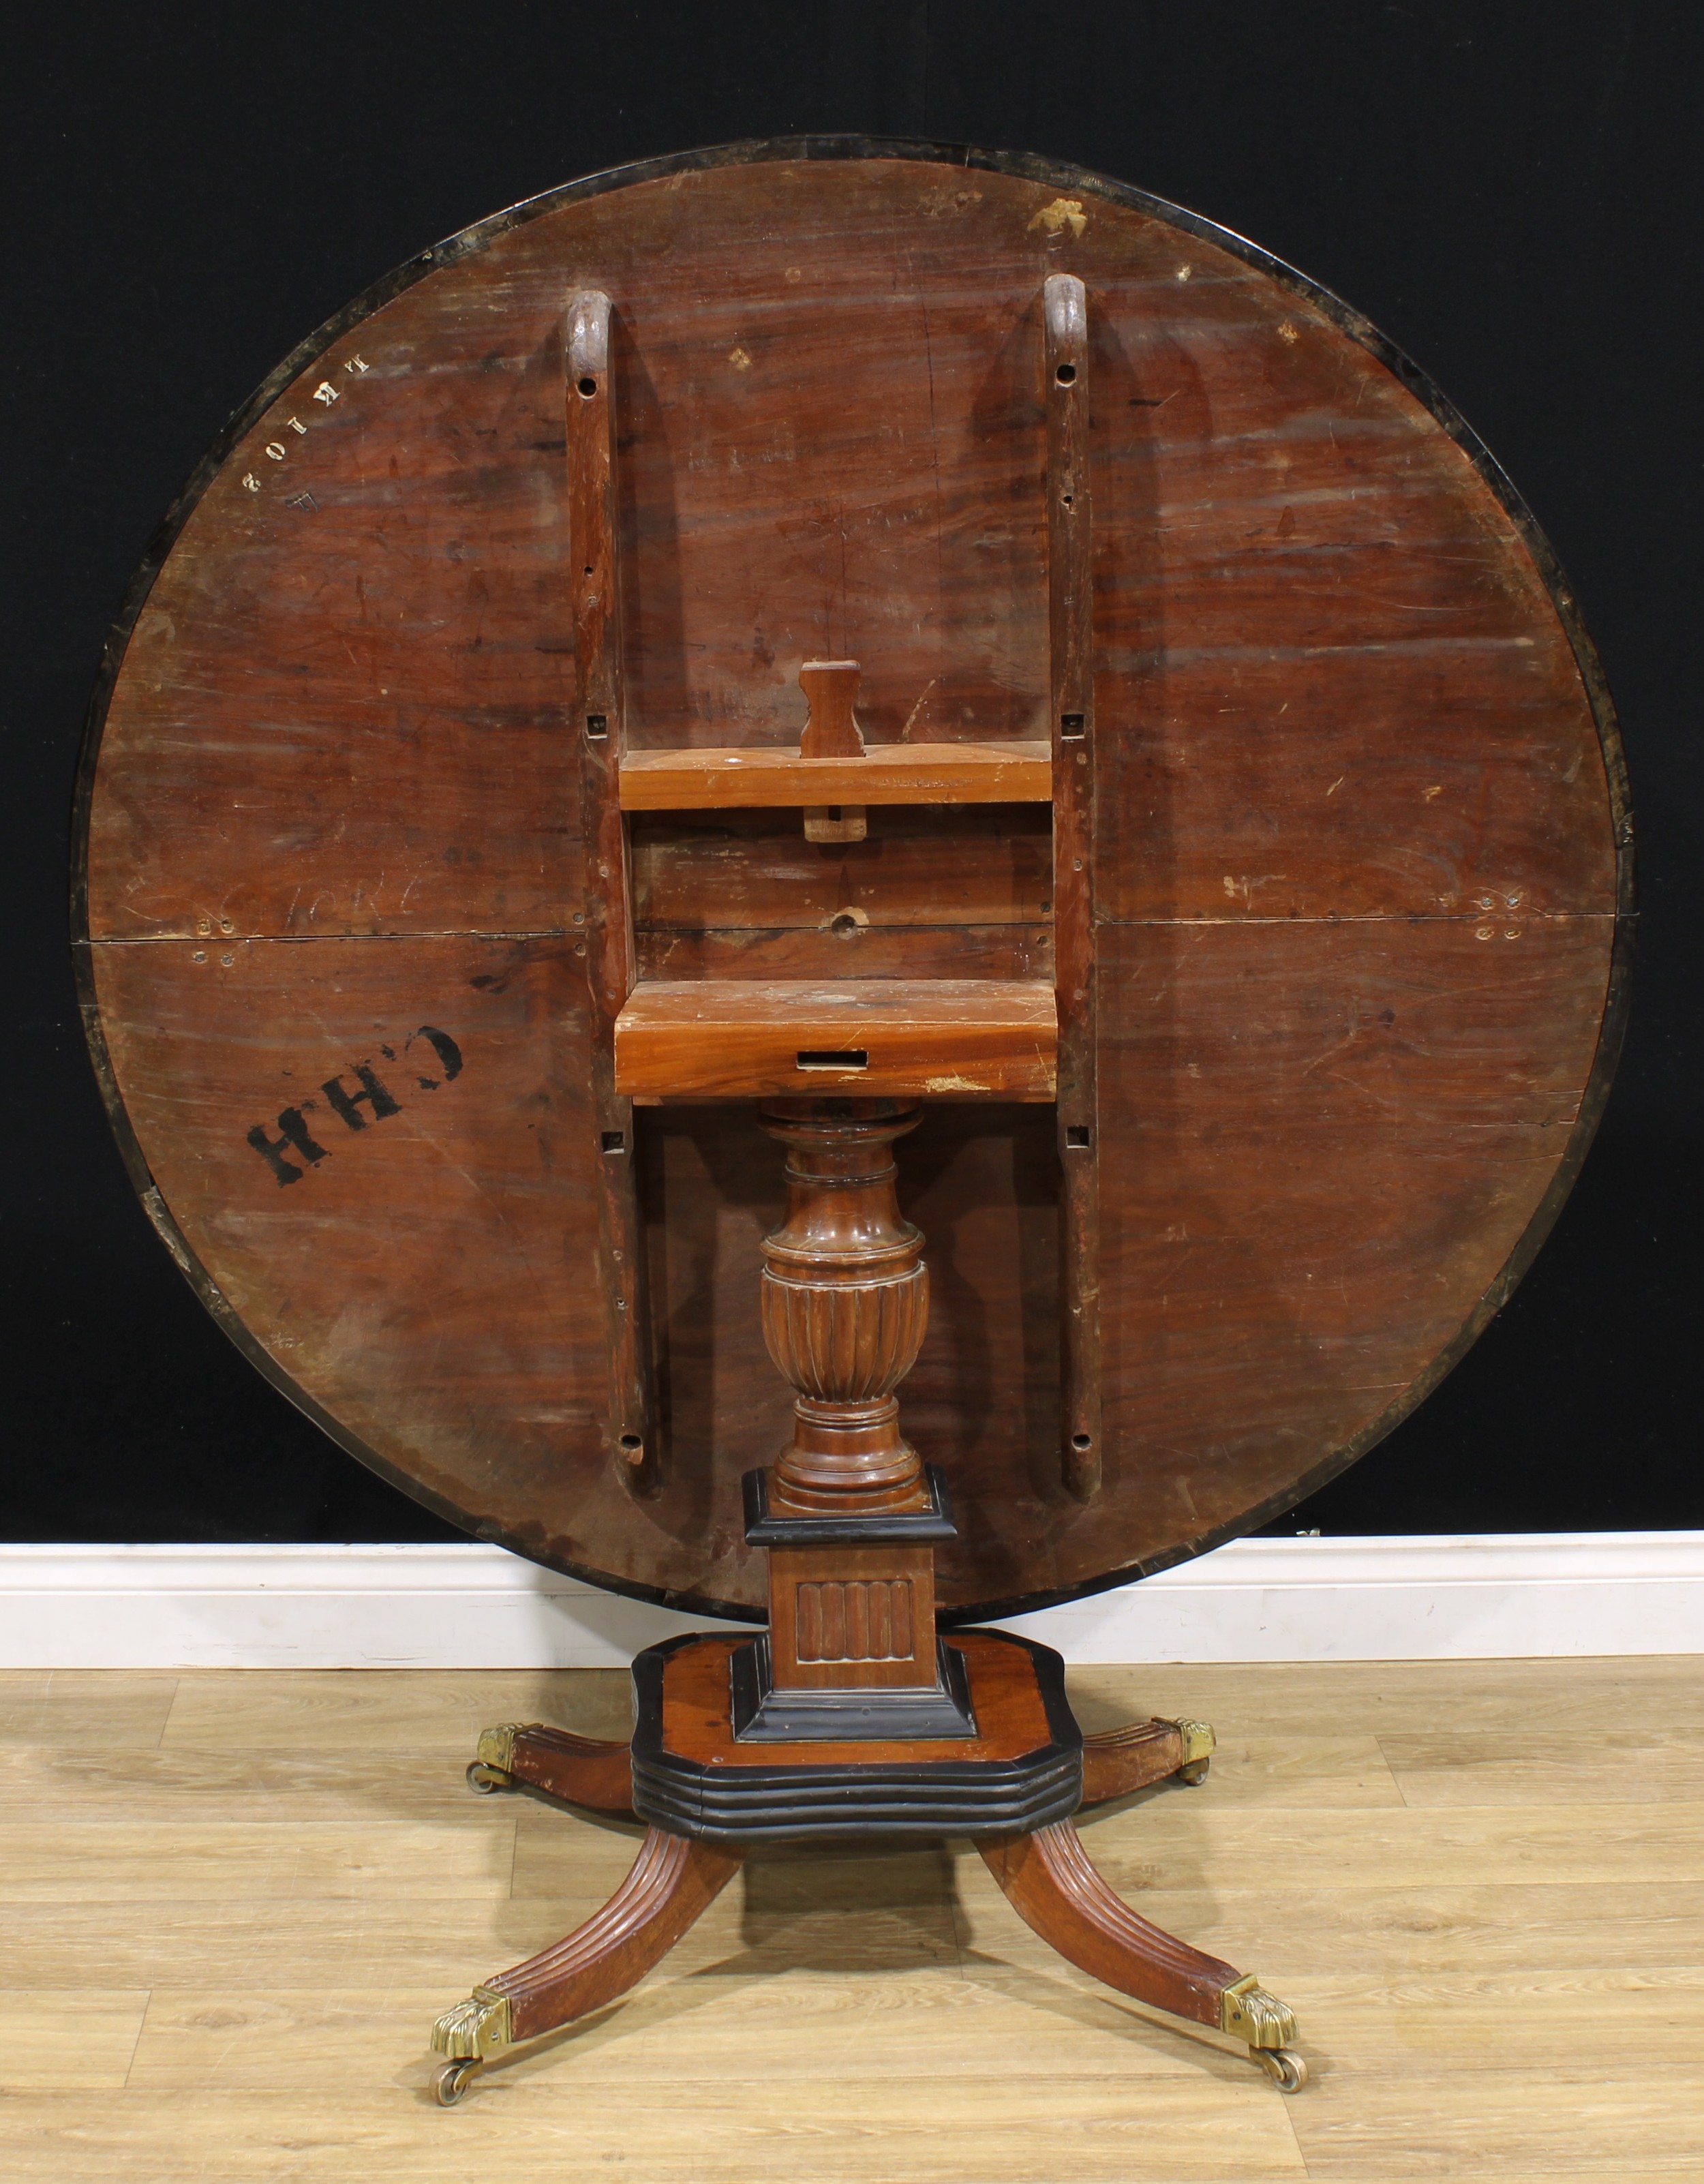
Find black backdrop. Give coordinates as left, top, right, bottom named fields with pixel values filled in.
left=7, top=3, right=1699, bottom=1545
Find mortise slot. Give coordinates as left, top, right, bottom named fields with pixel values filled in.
left=1066, top=1125, right=1091, bottom=1149
left=601, top=1130, right=626, bottom=1155
left=585, top=714, right=608, bottom=741
left=796, top=1048, right=868, bottom=1071
left=1060, top=712, right=1086, bottom=740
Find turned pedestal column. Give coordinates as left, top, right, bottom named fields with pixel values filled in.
left=735, top=1097, right=973, bottom=1740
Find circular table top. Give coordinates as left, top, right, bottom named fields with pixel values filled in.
left=76, top=142, right=1629, bottom=1620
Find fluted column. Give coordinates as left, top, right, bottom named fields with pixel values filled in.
left=758, top=1099, right=929, bottom=1514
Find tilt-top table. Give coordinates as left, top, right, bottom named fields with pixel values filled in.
left=74, top=140, right=1629, bottom=2106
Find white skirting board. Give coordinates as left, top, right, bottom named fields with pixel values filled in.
left=1, top=1533, right=1701, bottom=1668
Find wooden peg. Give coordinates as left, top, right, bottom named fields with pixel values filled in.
left=799, top=659, right=867, bottom=842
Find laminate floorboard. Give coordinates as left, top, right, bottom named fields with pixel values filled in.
left=2, top=1656, right=1700, bottom=2180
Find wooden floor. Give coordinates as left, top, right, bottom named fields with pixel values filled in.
left=3, top=1654, right=1703, bottom=2181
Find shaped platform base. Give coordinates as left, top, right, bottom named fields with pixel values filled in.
left=635, top=1628, right=1078, bottom=1840
left=429, top=1629, right=1305, bottom=2103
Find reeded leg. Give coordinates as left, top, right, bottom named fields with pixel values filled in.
left=466, top=1720, right=634, bottom=1814
left=430, top=1825, right=744, bottom=2101
left=1080, top=1715, right=1215, bottom=1803
left=976, top=1821, right=1305, bottom=2091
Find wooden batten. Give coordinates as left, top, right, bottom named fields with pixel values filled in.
left=567, top=288, right=658, bottom=1498
left=1045, top=271, right=1103, bottom=1505
left=616, top=740, right=1052, bottom=810
left=612, top=980, right=1057, bottom=1099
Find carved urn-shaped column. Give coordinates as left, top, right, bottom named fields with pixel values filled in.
left=759, top=1098, right=929, bottom=1515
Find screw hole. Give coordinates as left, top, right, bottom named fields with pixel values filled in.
left=830, top=912, right=861, bottom=939
left=1054, top=362, right=1077, bottom=385
left=1071, top=1432, right=1093, bottom=1451
left=577, top=376, right=598, bottom=397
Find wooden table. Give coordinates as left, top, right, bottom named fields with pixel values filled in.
left=74, top=140, right=1629, bottom=2104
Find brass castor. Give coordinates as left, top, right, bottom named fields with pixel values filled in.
left=1176, top=1757, right=1211, bottom=1786
left=466, top=1761, right=513, bottom=1794
left=433, top=2055, right=483, bottom=2106
left=1254, top=2046, right=1308, bottom=2093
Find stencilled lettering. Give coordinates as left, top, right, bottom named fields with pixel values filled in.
left=320, top=1061, right=401, bottom=1132
left=245, top=1027, right=464, bottom=1185
left=406, top=1024, right=464, bottom=1089
left=246, top=1107, right=331, bottom=1187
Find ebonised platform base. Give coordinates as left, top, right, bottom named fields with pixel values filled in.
left=428, top=1628, right=1307, bottom=2104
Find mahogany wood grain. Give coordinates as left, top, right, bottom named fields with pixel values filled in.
left=1079, top=1718, right=1187, bottom=1804
left=611, top=979, right=1058, bottom=1099
left=567, top=288, right=656, bottom=1496
left=77, top=148, right=1626, bottom=1620
left=82, top=911, right=1608, bottom=1616
left=617, top=739, right=1052, bottom=810
left=86, top=935, right=614, bottom=1551
left=82, top=157, right=1619, bottom=941
left=797, top=661, right=866, bottom=757
left=797, top=659, right=869, bottom=841
left=505, top=1725, right=635, bottom=1814
left=631, top=804, right=1054, bottom=936
left=766, top=1545, right=939, bottom=1689
left=757, top=1102, right=932, bottom=1514
left=633, top=920, right=1052, bottom=986
left=977, top=1820, right=1243, bottom=2032
left=1045, top=271, right=1102, bottom=1504
left=480, top=1825, right=744, bottom=2046
left=658, top=1632, right=1057, bottom=1769
left=1088, top=911, right=1614, bottom=1577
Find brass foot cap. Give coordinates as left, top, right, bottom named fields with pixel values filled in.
left=1221, top=1974, right=1298, bottom=2048
left=1161, top=1716, right=1216, bottom=1778
left=475, top=1723, right=534, bottom=1772
left=431, top=1986, right=512, bottom=2060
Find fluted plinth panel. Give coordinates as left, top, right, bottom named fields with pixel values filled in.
left=760, top=1265, right=928, bottom=1404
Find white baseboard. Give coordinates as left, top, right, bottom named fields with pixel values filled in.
left=1, top=1533, right=1701, bottom=1668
